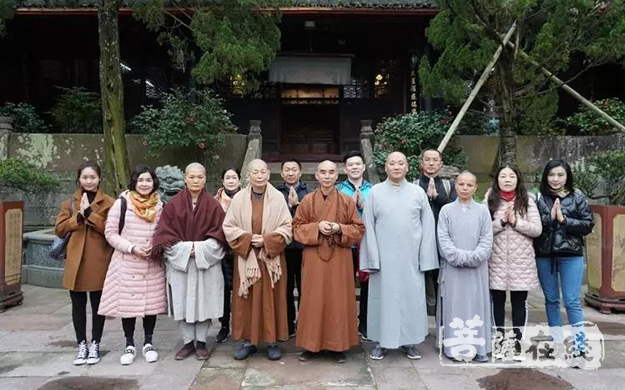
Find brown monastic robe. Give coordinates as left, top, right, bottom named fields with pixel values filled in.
left=293, top=188, right=365, bottom=352
left=229, top=193, right=289, bottom=345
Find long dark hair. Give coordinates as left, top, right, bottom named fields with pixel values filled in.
left=539, top=159, right=574, bottom=196
left=75, top=161, right=101, bottom=187
left=487, top=164, right=529, bottom=218
left=128, top=165, right=159, bottom=194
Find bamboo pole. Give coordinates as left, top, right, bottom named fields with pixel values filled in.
left=437, top=22, right=518, bottom=153
left=505, top=40, right=625, bottom=133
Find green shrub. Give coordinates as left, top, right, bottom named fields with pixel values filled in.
left=50, top=87, right=102, bottom=133
left=0, top=102, right=48, bottom=133
left=373, top=111, right=467, bottom=181
left=130, top=88, right=237, bottom=158
left=574, top=150, right=625, bottom=205
left=0, top=158, right=59, bottom=193
left=566, top=98, right=625, bottom=135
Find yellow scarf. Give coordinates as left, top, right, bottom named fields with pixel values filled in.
left=129, top=191, right=159, bottom=223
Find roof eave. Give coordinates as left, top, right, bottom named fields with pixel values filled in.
left=14, top=6, right=438, bottom=17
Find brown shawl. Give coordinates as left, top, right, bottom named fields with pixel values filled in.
left=152, top=188, right=227, bottom=261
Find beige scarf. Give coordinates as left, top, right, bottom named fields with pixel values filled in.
left=222, top=183, right=293, bottom=298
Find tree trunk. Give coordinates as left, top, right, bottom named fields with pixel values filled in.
left=98, top=0, right=129, bottom=195
left=496, top=49, right=517, bottom=166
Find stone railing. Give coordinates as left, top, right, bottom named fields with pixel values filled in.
left=359, top=119, right=380, bottom=184
left=240, top=120, right=262, bottom=187
left=22, top=228, right=64, bottom=288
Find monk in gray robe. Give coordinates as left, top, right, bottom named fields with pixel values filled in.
left=437, top=171, right=493, bottom=363
left=360, top=151, right=438, bottom=361
left=152, top=162, right=227, bottom=361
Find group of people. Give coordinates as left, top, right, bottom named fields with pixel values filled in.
left=55, top=149, right=593, bottom=367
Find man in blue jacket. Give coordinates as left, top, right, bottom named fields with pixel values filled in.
left=276, top=159, right=313, bottom=338
left=336, top=151, right=372, bottom=340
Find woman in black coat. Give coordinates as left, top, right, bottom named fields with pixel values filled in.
left=534, top=159, right=594, bottom=356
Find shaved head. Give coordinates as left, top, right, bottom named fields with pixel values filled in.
left=247, top=159, right=270, bottom=191
left=317, top=160, right=337, bottom=172
left=385, top=151, right=409, bottom=183
left=185, top=162, right=206, bottom=175
left=247, top=159, right=268, bottom=174
left=316, top=160, right=339, bottom=192
left=386, top=151, right=407, bottom=164
left=184, top=162, right=206, bottom=195
left=456, top=170, right=478, bottom=202
left=457, top=170, right=477, bottom=182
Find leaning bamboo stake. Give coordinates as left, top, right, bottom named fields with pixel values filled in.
left=505, top=40, right=625, bottom=133
left=437, top=22, right=518, bottom=153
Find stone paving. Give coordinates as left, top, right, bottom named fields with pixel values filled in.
left=1, top=284, right=624, bottom=390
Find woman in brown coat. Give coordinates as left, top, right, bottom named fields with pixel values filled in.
left=54, top=162, right=114, bottom=366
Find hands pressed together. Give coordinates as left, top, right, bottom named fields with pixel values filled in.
left=426, top=177, right=438, bottom=200
left=318, top=221, right=341, bottom=236
left=550, top=198, right=566, bottom=223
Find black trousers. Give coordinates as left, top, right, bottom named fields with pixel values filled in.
left=219, top=253, right=234, bottom=329
left=352, top=248, right=368, bottom=332
left=491, top=289, right=529, bottom=340
left=121, top=316, right=157, bottom=345
left=69, top=290, right=105, bottom=344
left=285, top=247, right=303, bottom=332
left=425, top=269, right=439, bottom=315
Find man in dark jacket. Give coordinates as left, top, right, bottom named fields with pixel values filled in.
left=276, top=159, right=313, bottom=337
left=415, top=149, right=457, bottom=316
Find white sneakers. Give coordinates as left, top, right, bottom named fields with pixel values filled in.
left=142, top=343, right=158, bottom=363
left=120, top=345, right=136, bottom=365
left=73, top=341, right=88, bottom=365
left=120, top=344, right=158, bottom=365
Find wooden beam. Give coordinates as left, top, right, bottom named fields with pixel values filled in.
left=437, top=22, right=518, bottom=153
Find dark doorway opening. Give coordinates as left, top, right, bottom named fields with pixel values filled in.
left=280, top=103, right=340, bottom=156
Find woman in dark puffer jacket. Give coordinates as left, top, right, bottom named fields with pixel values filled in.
left=534, top=159, right=594, bottom=351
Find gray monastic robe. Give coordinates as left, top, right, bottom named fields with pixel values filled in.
left=360, top=179, right=438, bottom=349
left=165, top=239, right=226, bottom=323
left=437, top=199, right=493, bottom=358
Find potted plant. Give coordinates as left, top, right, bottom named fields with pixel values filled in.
left=575, top=150, right=625, bottom=313
left=372, top=110, right=467, bottom=181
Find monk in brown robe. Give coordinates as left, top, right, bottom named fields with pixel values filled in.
left=293, top=160, right=365, bottom=363
left=222, top=159, right=293, bottom=361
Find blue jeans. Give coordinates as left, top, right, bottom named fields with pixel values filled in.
left=536, top=256, right=585, bottom=343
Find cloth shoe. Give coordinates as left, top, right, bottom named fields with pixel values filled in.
left=215, top=327, right=229, bottom=343
left=175, top=342, right=196, bottom=360
left=332, top=351, right=347, bottom=364
left=399, top=345, right=421, bottom=360
left=195, top=341, right=209, bottom=360
left=86, top=341, right=100, bottom=365
left=298, top=350, right=317, bottom=362
left=73, top=341, right=88, bottom=366
left=369, top=345, right=386, bottom=360
left=513, top=340, right=525, bottom=362
left=358, top=325, right=370, bottom=342
left=267, top=344, right=282, bottom=361
left=120, top=345, right=136, bottom=365
left=142, top=343, right=158, bottom=363
left=473, top=354, right=489, bottom=363
left=234, top=344, right=257, bottom=360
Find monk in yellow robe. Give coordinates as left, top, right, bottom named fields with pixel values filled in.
left=222, top=159, right=293, bottom=361
left=293, top=160, right=365, bottom=363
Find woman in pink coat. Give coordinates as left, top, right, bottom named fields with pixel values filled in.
left=99, top=165, right=167, bottom=365
left=486, top=164, right=542, bottom=361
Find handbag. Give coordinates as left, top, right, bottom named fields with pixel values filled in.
left=49, top=198, right=74, bottom=261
